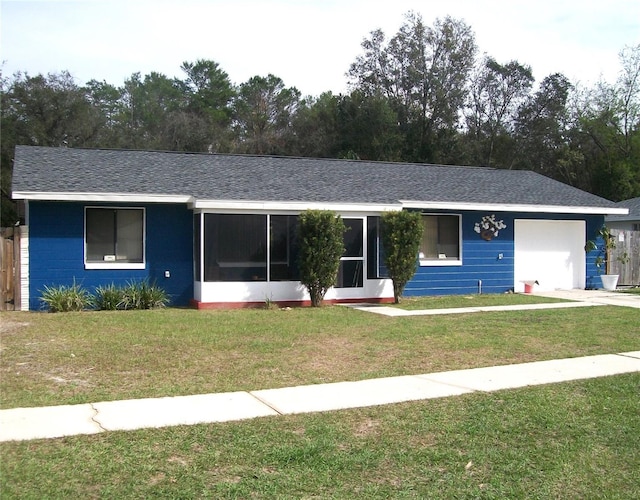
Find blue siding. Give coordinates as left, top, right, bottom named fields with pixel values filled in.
left=584, top=217, right=609, bottom=289
left=28, top=201, right=193, bottom=310
left=404, top=210, right=604, bottom=297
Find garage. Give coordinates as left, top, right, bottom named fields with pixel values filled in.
left=514, top=220, right=586, bottom=292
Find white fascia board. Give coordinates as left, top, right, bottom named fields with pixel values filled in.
left=191, top=199, right=402, bottom=213
left=12, top=192, right=194, bottom=204
left=399, top=200, right=629, bottom=216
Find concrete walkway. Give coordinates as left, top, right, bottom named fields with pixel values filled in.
left=534, top=288, right=640, bottom=308
left=2, top=351, right=640, bottom=442
left=348, top=289, right=640, bottom=316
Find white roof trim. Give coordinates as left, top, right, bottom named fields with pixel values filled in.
left=191, top=200, right=402, bottom=212
left=400, top=200, right=629, bottom=215
left=12, top=192, right=627, bottom=215
left=12, top=191, right=194, bottom=204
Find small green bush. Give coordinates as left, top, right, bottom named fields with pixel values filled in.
left=40, top=280, right=93, bottom=312
left=94, top=283, right=125, bottom=310
left=120, top=280, right=169, bottom=310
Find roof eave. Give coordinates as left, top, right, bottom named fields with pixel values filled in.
left=399, top=200, right=629, bottom=216
left=191, top=199, right=402, bottom=212
left=11, top=192, right=628, bottom=216
left=12, top=191, right=194, bottom=204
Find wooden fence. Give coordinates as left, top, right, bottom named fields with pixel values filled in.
left=610, top=229, right=640, bottom=286
left=0, top=226, right=22, bottom=311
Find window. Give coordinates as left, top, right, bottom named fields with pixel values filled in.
left=204, top=214, right=267, bottom=281
left=419, top=214, right=461, bottom=265
left=85, top=207, right=144, bottom=269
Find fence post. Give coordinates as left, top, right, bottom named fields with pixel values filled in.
left=0, top=227, right=16, bottom=311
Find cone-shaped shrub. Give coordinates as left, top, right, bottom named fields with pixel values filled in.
left=298, top=210, right=345, bottom=307
left=381, top=210, right=423, bottom=303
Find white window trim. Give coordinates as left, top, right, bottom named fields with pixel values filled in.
left=418, top=213, right=463, bottom=267
left=84, top=206, right=146, bottom=270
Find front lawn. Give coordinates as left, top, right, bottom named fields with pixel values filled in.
left=2, top=374, right=638, bottom=498
left=1, top=302, right=639, bottom=409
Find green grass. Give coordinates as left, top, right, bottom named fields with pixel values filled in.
left=619, top=287, right=640, bottom=294
left=1, top=303, right=639, bottom=409
left=2, top=374, right=638, bottom=498
left=392, top=292, right=568, bottom=310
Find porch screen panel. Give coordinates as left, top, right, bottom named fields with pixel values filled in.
left=270, top=215, right=300, bottom=281
left=367, top=216, right=386, bottom=279
left=193, top=214, right=201, bottom=281
left=204, top=214, right=267, bottom=282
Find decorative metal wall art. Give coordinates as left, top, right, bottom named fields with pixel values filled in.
left=474, top=214, right=507, bottom=241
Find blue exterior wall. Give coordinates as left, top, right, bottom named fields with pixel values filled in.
left=26, top=201, right=607, bottom=308
left=404, top=210, right=605, bottom=297
left=584, top=217, right=612, bottom=289
left=28, top=201, right=193, bottom=310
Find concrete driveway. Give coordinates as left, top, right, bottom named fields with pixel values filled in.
left=534, top=289, right=640, bottom=308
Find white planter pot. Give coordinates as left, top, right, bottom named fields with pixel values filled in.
left=600, top=274, right=619, bottom=291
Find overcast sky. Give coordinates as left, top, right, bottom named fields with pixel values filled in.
left=2, top=0, right=639, bottom=96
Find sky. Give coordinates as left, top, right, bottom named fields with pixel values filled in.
left=1, top=0, right=639, bottom=97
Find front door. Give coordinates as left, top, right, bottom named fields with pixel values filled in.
left=337, top=218, right=363, bottom=288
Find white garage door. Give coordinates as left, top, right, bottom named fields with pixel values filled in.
left=514, top=220, right=586, bottom=292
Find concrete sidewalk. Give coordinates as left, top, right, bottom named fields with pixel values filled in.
left=2, top=351, right=639, bottom=443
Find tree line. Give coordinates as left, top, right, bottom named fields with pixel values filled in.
left=2, top=12, right=639, bottom=225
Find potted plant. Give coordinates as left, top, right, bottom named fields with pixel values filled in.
left=585, top=226, right=629, bottom=291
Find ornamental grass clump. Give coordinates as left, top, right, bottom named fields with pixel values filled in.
left=120, top=280, right=169, bottom=310
left=40, top=279, right=169, bottom=312
left=93, top=283, right=125, bottom=310
left=40, top=280, right=93, bottom=312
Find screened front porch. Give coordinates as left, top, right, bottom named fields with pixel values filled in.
left=191, top=211, right=393, bottom=307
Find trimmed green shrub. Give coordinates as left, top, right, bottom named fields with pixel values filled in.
left=40, top=280, right=93, bottom=312
left=298, top=210, right=346, bottom=307
left=381, top=210, right=423, bottom=303
left=94, top=283, right=125, bottom=310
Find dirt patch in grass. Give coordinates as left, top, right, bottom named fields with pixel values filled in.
left=354, top=418, right=381, bottom=438
left=0, top=319, right=30, bottom=335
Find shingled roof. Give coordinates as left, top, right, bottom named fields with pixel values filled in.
left=11, top=145, right=624, bottom=214
left=606, top=197, right=640, bottom=221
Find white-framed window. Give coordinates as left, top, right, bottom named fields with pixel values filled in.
left=85, top=207, right=145, bottom=269
left=419, top=213, right=462, bottom=266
